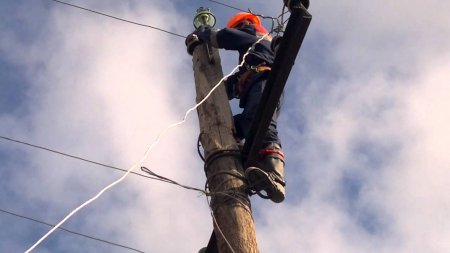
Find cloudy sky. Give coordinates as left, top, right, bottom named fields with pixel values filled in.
left=1, top=0, right=449, bottom=252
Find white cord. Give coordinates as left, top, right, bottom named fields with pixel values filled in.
left=25, top=33, right=269, bottom=253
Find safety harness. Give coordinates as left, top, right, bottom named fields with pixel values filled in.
left=236, top=64, right=272, bottom=97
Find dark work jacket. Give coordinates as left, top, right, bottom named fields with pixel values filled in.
left=212, top=25, right=275, bottom=106
left=214, top=25, right=274, bottom=67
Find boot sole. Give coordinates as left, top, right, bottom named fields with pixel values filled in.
left=245, top=167, right=285, bottom=203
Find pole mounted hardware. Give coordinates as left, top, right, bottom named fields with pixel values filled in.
left=193, top=7, right=216, bottom=29
left=186, top=7, right=216, bottom=63
left=284, top=0, right=310, bottom=11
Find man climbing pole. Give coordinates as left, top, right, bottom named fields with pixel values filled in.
left=191, top=12, right=287, bottom=203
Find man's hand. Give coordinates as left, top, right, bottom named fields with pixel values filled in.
left=193, top=25, right=212, bottom=44
left=185, top=32, right=202, bottom=55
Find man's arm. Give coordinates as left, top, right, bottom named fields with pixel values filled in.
left=194, top=26, right=258, bottom=51
left=211, top=28, right=258, bottom=50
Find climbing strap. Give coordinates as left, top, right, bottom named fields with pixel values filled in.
left=258, top=148, right=285, bottom=159
left=236, top=65, right=272, bottom=96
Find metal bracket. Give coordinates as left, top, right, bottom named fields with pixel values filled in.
left=242, top=3, right=312, bottom=169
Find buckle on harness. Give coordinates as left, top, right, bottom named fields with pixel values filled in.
left=252, top=65, right=271, bottom=72
left=244, top=62, right=271, bottom=73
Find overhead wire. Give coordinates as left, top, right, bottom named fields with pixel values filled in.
left=0, top=136, right=247, bottom=252
left=202, top=0, right=247, bottom=12
left=50, top=0, right=186, bottom=38
left=0, top=207, right=145, bottom=253
left=0, top=135, right=170, bottom=183
left=0, top=135, right=210, bottom=197
left=140, top=166, right=207, bottom=194
left=50, top=0, right=286, bottom=40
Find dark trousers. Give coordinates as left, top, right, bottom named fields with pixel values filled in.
left=234, top=76, right=282, bottom=149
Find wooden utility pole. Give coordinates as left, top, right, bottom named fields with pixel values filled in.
left=189, top=41, right=258, bottom=252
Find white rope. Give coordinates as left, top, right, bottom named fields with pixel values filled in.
left=25, top=33, right=269, bottom=253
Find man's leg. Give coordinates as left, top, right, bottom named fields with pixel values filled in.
left=246, top=142, right=286, bottom=202
left=235, top=81, right=287, bottom=203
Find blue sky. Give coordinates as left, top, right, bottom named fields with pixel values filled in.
left=1, top=0, right=450, bottom=252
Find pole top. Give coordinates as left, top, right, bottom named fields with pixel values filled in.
left=193, top=7, right=216, bottom=29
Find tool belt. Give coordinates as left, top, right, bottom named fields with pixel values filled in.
left=236, top=65, right=271, bottom=97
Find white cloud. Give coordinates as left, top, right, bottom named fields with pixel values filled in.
left=379, top=56, right=450, bottom=252
left=257, top=1, right=450, bottom=253
left=2, top=0, right=450, bottom=252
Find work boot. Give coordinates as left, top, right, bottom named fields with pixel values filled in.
left=245, top=143, right=286, bottom=203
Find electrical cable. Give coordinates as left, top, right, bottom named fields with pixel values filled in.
left=50, top=0, right=287, bottom=43
left=0, top=135, right=245, bottom=252
left=140, top=166, right=207, bottom=194
left=197, top=132, right=206, bottom=162
left=0, top=208, right=145, bottom=253
left=0, top=135, right=246, bottom=200
left=203, top=0, right=247, bottom=12
left=50, top=0, right=186, bottom=38
left=0, top=135, right=170, bottom=183
left=203, top=149, right=243, bottom=176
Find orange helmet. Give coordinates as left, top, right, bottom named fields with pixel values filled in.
left=227, top=12, right=261, bottom=28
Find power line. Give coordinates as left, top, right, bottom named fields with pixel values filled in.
left=50, top=0, right=276, bottom=40
left=0, top=135, right=208, bottom=195
left=0, top=135, right=245, bottom=252
left=0, top=207, right=145, bottom=253
left=203, top=0, right=247, bottom=12
left=0, top=135, right=166, bottom=182
left=50, top=0, right=186, bottom=38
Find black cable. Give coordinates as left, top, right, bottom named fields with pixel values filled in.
left=50, top=0, right=284, bottom=38
left=203, top=0, right=247, bottom=12
left=203, top=149, right=242, bottom=174
left=0, top=208, right=145, bottom=253
left=0, top=135, right=213, bottom=195
left=140, top=166, right=207, bottom=194
left=202, top=148, right=274, bottom=199
left=0, top=135, right=168, bottom=183
left=50, top=0, right=186, bottom=38
left=197, top=133, right=205, bottom=162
